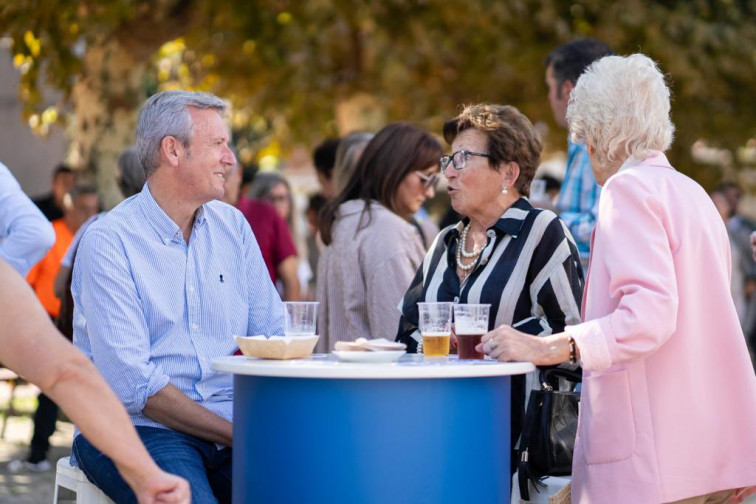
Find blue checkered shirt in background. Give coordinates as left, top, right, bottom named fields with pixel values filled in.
left=72, top=183, right=285, bottom=432
left=555, top=139, right=601, bottom=262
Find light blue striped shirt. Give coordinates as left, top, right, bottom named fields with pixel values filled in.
left=72, top=183, right=284, bottom=431
left=0, top=161, right=55, bottom=275
left=555, top=139, right=601, bottom=261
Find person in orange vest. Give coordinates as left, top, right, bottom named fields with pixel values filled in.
left=26, top=185, right=99, bottom=320
left=9, top=184, right=99, bottom=473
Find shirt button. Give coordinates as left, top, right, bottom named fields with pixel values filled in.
left=481, top=258, right=489, bottom=265
left=453, top=296, right=460, bottom=303
left=163, top=238, right=171, bottom=244
left=486, top=230, right=496, bottom=238
left=191, top=324, right=199, bottom=331
left=188, top=285, right=195, bottom=293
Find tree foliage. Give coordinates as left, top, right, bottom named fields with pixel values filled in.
left=2, top=0, right=755, bottom=188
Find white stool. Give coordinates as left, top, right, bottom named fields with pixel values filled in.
left=53, top=456, right=114, bottom=503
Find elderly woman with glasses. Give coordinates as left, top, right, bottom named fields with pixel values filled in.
left=396, top=103, right=584, bottom=465
left=316, top=122, right=442, bottom=351
left=480, top=55, right=756, bottom=503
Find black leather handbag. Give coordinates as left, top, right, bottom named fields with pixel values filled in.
left=517, top=367, right=581, bottom=501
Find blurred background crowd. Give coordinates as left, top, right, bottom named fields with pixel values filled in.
left=0, top=1, right=755, bottom=499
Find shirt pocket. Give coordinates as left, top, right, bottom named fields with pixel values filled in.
left=579, top=369, right=636, bottom=464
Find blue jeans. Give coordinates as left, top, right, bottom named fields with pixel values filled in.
left=72, top=426, right=232, bottom=504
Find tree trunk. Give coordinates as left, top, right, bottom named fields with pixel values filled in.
left=69, top=1, right=200, bottom=208
left=70, top=36, right=147, bottom=208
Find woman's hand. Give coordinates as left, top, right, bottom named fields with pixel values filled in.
left=449, top=324, right=458, bottom=354
left=476, top=326, right=570, bottom=366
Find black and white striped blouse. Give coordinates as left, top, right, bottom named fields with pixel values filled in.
left=397, top=197, right=584, bottom=348
left=396, top=198, right=584, bottom=469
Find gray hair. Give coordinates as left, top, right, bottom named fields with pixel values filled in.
left=249, top=171, right=293, bottom=227
left=249, top=171, right=290, bottom=200
left=68, top=183, right=98, bottom=201
left=136, top=90, right=228, bottom=177
left=117, top=146, right=146, bottom=197
left=333, top=131, right=374, bottom=194
left=566, top=54, right=675, bottom=166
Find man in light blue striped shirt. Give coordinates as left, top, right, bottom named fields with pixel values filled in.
left=544, top=39, right=613, bottom=269
left=71, top=90, right=284, bottom=503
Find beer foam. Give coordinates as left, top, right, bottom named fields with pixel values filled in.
left=455, top=322, right=485, bottom=335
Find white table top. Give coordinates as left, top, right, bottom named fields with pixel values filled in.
left=211, top=354, right=535, bottom=380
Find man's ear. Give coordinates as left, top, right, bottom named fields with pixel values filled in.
left=562, top=79, right=575, bottom=100
left=160, top=136, right=182, bottom=168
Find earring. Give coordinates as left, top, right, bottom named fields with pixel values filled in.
left=501, top=186, right=508, bottom=195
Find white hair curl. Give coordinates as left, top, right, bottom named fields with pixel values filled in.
left=566, top=54, right=675, bottom=165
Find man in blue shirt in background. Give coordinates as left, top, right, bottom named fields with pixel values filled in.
left=71, top=90, right=284, bottom=503
left=544, top=39, right=613, bottom=269
left=0, top=161, right=54, bottom=276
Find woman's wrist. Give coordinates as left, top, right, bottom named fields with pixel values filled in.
left=540, top=334, right=573, bottom=365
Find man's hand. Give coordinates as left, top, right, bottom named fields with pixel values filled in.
left=750, top=231, right=756, bottom=261
left=476, top=326, right=570, bottom=366
left=127, top=468, right=191, bottom=504
left=144, top=384, right=233, bottom=447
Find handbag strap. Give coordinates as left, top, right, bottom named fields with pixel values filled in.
left=540, top=366, right=582, bottom=389
left=518, top=389, right=544, bottom=501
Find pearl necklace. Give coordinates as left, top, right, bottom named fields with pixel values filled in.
left=456, top=222, right=485, bottom=272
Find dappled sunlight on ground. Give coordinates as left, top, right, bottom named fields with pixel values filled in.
left=0, top=381, right=74, bottom=503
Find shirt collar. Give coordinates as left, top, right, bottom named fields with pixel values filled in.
left=444, top=197, right=532, bottom=245
left=618, top=150, right=672, bottom=173
left=567, top=137, right=581, bottom=150
left=138, top=183, right=207, bottom=245
left=338, top=199, right=371, bottom=216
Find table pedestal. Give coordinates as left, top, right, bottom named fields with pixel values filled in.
left=233, top=374, right=511, bottom=503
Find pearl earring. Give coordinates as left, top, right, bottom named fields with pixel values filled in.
left=501, top=186, right=508, bottom=195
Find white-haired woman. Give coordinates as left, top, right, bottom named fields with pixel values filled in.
left=479, top=54, right=756, bottom=503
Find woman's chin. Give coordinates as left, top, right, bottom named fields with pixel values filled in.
left=450, top=200, right=465, bottom=216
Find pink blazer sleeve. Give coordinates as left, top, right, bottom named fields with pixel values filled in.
left=566, top=172, right=679, bottom=372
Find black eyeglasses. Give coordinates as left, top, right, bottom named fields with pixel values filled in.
left=415, top=171, right=440, bottom=191
left=440, top=150, right=492, bottom=171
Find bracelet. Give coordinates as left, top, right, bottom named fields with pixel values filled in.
left=568, top=336, right=577, bottom=365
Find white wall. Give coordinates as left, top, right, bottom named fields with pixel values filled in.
left=0, top=46, right=68, bottom=198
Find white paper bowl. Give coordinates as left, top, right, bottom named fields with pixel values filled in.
left=235, top=335, right=319, bottom=360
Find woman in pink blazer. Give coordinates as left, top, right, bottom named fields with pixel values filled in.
left=479, top=54, right=756, bottom=503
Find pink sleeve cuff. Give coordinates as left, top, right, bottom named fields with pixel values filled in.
left=565, top=319, right=614, bottom=372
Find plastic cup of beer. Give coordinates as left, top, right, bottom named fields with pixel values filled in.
left=283, top=302, right=319, bottom=337
left=453, top=304, right=491, bottom=360
left=417, top=302, right=453, bottom=357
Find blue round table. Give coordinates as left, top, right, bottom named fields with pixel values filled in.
left=212, top=354, right=533, bottom=504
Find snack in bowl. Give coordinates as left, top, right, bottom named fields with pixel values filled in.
left=333, top=338, right=406, bottom=352
left=235, top=335, right=319, bottom=360
left=332, top=338, right=406, bottom=363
